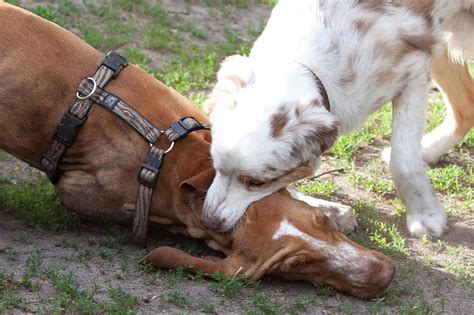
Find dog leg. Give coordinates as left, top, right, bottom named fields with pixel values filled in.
left=287, top=187, right=358, bottom=232
left=390, top=75, right=447, bottom=238
left=422, top=49, right=474, bottom=164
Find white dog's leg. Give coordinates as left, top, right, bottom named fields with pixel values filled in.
left=390, top=74, right=447, bottom=238
left=287, top=187, right=358, bottom=232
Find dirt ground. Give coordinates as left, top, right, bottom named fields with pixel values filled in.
left=1, top=0, right=473, bottom=314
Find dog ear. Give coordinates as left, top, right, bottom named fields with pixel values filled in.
left=203, top=55, right=253, bottom=114
left=141, top=246, right=225, bottom=274
left=287, top=99, right=339, bottom=158
left=179, top=168, right=216, bottom=192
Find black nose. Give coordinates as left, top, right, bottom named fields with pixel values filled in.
left=200, top=214, right=225, bottom=232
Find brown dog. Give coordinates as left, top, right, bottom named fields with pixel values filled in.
left=0, top=3, right=395, bottom=299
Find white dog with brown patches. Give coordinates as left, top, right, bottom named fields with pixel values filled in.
left=201, top=0, right=474, bottom=237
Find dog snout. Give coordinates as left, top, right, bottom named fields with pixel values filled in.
left=369, top=256, right=396, bottom=291
left=200, top=213, right=226, bottom=232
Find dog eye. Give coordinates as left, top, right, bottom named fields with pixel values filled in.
left=247, top=178, right=267, bottom=187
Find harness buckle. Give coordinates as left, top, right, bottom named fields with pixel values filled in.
left=138, top=152, right=164, bottom=188
left=100, top=52, right=129, bottom=78
left=54, top=111, right=86, bottom=146
left=169, top=117, right=206, bottom=141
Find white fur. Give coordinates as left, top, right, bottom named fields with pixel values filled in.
left=273, top=218, right=373, bottom=282
left=203, top=0, right=474, bottom=236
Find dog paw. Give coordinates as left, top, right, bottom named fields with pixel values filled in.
left=381, top=147, right=391, bottom=164
left=407, top=210, right=447, bottom=238
left=421, top=146, right=442, bottom=166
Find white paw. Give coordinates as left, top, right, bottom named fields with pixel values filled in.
left=421, top=145, right=442, bottom=165
left=407, top=210, right=447, bottom=238
left=381, top=147, right=391, bottom=164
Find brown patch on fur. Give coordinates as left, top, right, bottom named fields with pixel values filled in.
left=271, top=111, right=289, bottom=138
left=289, top=122, right=339, bottom=160
left=354, top=18, right=375, bottom=34
left=357, top=0, right=387, bottom=13
left=375, top=30, right=437, bottom=65
left=375, top=69, right=397, bottom=86
left=392, top=0, right=433, bottom=16
left=309, top=123, right=339, bottom=153
left=400, top=33, right=437, bottom=55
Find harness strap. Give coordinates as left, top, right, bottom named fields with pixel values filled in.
left=41, top=52, right=128, bottom=183
left=165, top=117, right=211, bottom=142
left=77, top=81, right=162, bottom=144
left=134, top=146, right=165, bottom=246
left=41, top=51, right=209, bottom=246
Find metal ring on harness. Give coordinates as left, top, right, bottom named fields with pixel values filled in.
left=149, top=140, right=175, bottom=154
left=76, top=77, right=97, bottom=100
left=164, top=141, right=175, bottom=154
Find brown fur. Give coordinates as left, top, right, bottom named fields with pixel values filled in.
left=270, top=111, right=289, bottom=138
left=0, top=3, right=395, bottom=299
left=431, top=49, right=474, bottom=139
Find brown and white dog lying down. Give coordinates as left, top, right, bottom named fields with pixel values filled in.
left=0, top=3, right=395, bottom=299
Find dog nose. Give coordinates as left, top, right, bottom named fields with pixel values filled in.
left=369, top=259, right=396, bottom=290
left=200, top=214, right=225, bottom=232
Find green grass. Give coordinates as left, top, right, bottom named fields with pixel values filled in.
left=0, top=175, right=80, bottom=230
left=246, top=292, right=282, bottom=314
left=297, top=178, right=339, bottom=196
left=162, top=290, right=191, bottom=309
left=350, top=200, right=409, bottom=258
left=208, top=273, right=258, bottom=298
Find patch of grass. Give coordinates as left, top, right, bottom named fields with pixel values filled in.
left=286, top=296, right=315, bottom=314
left=0, top=175, right=80, bottom=230
left=351, top=200, right=408, bottom=257
left=312, top=282, right=336, bottom=299
left=208, top=273, right=257, bottom=298
left=442, top=245, right=472, bottom=283
left=297, top=178, right=339, bottom=196
left=428, top=164, right=473, bottom=197
left=349, top=160, right=393, bottom=196
left=47, top=269, right=139, bottom=313
left=31, top=5, right=65, bottom=27
left=120, top=47, right=151, bottom=69
left=398, top=298, right=434, bottom=315
left=162, top=290, right=191, bottom=309
left=330, top=130, right=372, bottom=160
left=101, top=230, right=130, bottom=249
left=104, top=287, right=139, bottom=312
left=246, top=292, right=282, bottom=314
left=48, top=270, right=99, bottom=314
left=199, top=301, right=216, bottom=313
left=5, top=0, right=20, bottom=5
left=0, top=269, right=27, bottom=313
left=145, top=25, right=183, bottom=53
left=181, top=22, right=208, bottom=40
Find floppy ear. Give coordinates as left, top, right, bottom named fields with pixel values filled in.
left=286, top=99, right=339, bottom=158
left=179, top=168, right=216, bottom=192
left=203, top=55, right=253, bottom=114
left=141, top=246, right=225, bottom=274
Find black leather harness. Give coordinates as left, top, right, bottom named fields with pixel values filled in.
left=41, top=52, right=209, bottom=245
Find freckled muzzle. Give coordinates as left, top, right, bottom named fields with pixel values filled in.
left=326, top=250, right=396, bottom=299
